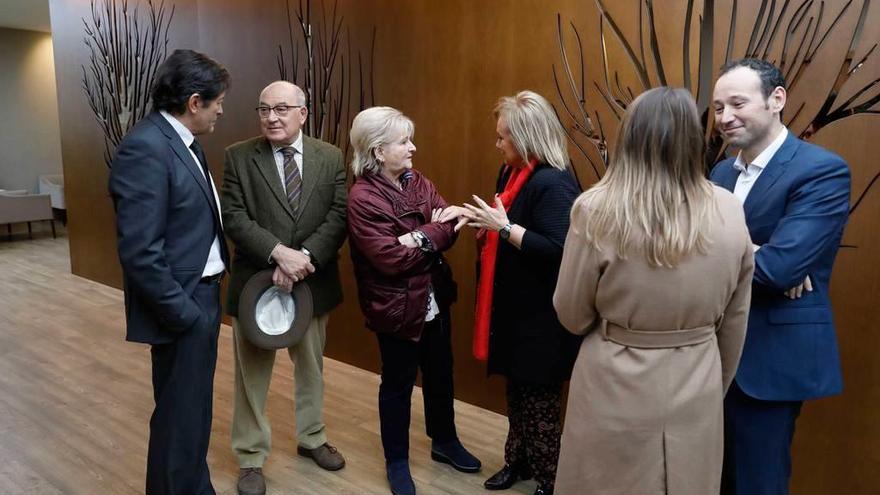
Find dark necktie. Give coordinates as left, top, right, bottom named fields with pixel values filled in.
left=280, top=146, right=302, bottom=213
left=189, top=139, right=229, bottom=266
left=189, top=140, right=214, bottom=195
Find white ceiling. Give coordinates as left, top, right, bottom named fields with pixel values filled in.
left=0, top=0, right=51, bottom=33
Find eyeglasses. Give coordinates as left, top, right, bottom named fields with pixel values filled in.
left=255, top=104, right=303, bottom=118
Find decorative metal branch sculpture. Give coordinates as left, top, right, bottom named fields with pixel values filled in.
left=82, top=0, right=174, bottom=168
left=276, top=0, right=375, bottom=159
left=554, top=0, right=879, bottom=199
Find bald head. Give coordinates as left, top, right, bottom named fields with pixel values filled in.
left=259, top=80, right=306, bottom=106
left=258, top=80, right=308, bottom=145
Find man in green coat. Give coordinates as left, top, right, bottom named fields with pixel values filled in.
left=221, top=81, right=347, bottom=495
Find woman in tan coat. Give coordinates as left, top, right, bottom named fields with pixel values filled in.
left=552, top=87, right=755, bottom=495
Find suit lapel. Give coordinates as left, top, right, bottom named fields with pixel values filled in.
left=296, top=136, right=320, bottom=220
left=742, top=132, right=799, bottom=221
left=715, top=161, right=739, bottom=192
left=252, top=138, right=296, bottom=220
left=147, top=112, right=215, bottom=209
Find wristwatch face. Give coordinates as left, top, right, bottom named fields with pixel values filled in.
left=499, top=225, right=511, bottom=240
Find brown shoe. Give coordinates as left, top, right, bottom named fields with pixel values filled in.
left=297, top=443, right=346, bottom=471
left=237, top=467, right=266, bottom=495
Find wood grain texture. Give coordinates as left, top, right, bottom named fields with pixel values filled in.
left=0, top=235, right=530, bottom=494
left=46, top=1, right=880, bottom=492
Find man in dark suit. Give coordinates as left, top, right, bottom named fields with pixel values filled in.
left=221, top=81, right=347, bottom=495
left=710, top=58, right=850, bottom=495
left=109, top=49, right=230, bottom=495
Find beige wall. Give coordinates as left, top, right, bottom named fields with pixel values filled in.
left=0, top=27, right=62, bottom=192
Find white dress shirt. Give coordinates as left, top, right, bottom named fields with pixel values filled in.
left=159, top=111, right=226, bottom=277
left=732, top=127, right=788, bottom=203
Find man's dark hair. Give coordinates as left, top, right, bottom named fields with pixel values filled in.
left=151, top=49, right=230, bottom=114
left=719, top=58, right=786, bottom=99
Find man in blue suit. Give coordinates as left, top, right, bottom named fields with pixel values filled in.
left=109, top=49, right=230, bottom=495
left=710, top=58, right=850, bottom=495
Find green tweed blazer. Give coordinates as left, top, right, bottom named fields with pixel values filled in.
left=220, top=134, right=347, bottom=317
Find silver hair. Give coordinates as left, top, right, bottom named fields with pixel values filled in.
left=349, top=106, right=415, bottom=177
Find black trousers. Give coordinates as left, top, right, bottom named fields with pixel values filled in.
left=376, top=311, right=457, bottom=463
left=504, top=379, right=564, bottom=488
left=146, top=281, right=220, bottom=495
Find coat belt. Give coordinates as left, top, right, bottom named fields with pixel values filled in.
left=599, top=318, right=719, bottom=349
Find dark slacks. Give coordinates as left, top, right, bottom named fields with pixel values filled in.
left=722, top=380, right=803, bottom=495
left=376, top=311, right=457, bottom=463
left=146, top=280, right=221, bottom=495
left=504, top=380, right=563, bottom=488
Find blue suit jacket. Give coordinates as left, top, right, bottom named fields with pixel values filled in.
left=109, top=112, right=227, bottom=345
left=710, top=131, right=850, bottom=401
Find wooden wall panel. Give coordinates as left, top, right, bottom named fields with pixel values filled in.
left=49, top=1, right=879, bottom=492
left=795, top=118, right=880, bottom=494
left=323, top=0, right=597, bottom=416
left=48, top=0, right=201, bottom=289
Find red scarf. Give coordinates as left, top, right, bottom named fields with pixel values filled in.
left=473, top=160, right=536, bottom=360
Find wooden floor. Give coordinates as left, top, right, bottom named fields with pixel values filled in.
left=0, top=234, right=532, bottom=495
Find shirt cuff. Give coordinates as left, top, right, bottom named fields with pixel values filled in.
left=301, top=247, right=314, bottom=262
left=268, top=242, right=282, bottom=264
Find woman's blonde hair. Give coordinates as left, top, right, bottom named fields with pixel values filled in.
left=349, top=106, right=414, bottom=177
left=577, top=87, right=714, bottom=267
left=494, top=90, right=569, bottom=170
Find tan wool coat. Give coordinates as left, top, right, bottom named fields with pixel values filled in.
left=553, top=186, right=754, bottom=495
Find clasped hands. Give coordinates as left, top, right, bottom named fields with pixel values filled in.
left=426, top=195, right=509, bottom=232
left=397, top=195, right=508, bottom=248
left=270, top=244, right=314, bottom=292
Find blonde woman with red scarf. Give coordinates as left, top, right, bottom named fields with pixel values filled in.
left=459, top=91, right=582, bottom=495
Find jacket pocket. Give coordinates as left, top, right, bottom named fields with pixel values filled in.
left=767, top=306, right=832, bottom=325
left=170, top=265, right=199, bottom=273
left=362, top=282, right=407, bottom=334
left=170, top=266, right=201, bottom=291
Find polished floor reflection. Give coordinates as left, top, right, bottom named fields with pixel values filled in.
left=0, top=235, right=530, bottom=494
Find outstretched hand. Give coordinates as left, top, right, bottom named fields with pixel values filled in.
left=462, top=195, right=508, bottom=232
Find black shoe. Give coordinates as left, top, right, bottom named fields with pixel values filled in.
left=484, top=464, right=529, bottom=490
left=386, top=460, right=416, bottom=495
left=534, top=484, right=554, bottom=495
left=431, top=439, right=482, bottom=473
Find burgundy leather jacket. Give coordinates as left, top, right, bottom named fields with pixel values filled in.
left=347, top=170, right=458, bottom=340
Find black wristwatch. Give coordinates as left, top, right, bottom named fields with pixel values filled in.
left=301, top=247, right=315, bottom=264
left=411, top=230, right=433, bottom=252
left=499, top=223, right=513, bottom=240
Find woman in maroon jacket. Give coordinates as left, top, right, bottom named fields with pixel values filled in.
left=347, top=106, right=480, bottom=495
